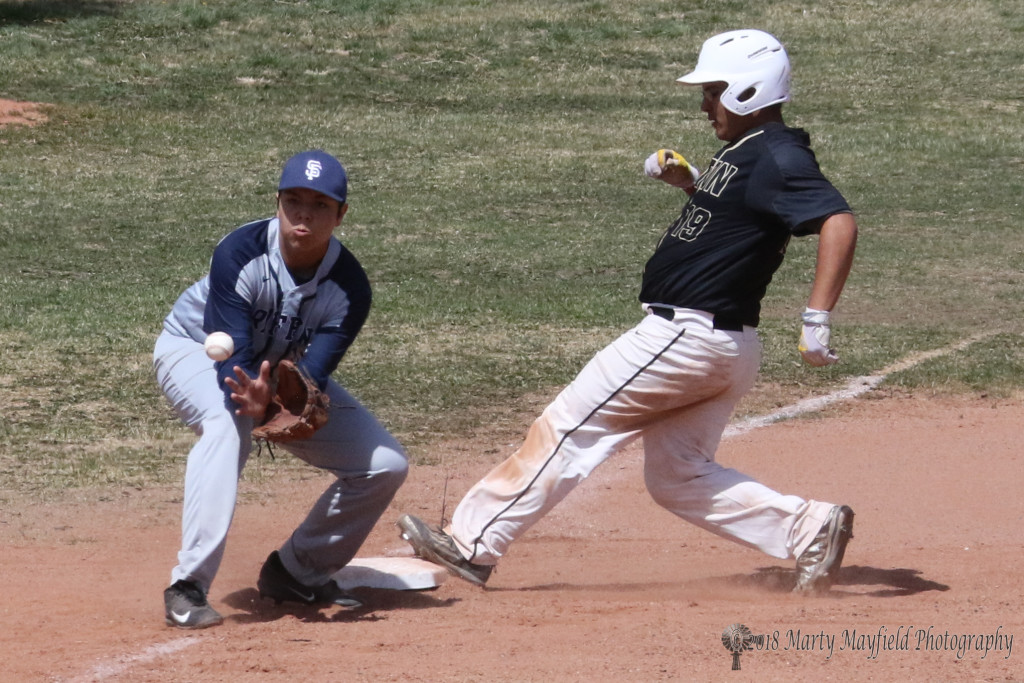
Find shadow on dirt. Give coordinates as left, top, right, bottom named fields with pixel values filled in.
left=492, top=565, right=950, bottom=598
left=736, top=564, right=951, bottom=597
left=835, top=565, right=951, bottom=597
left=220, top=586, right=461, bottom=625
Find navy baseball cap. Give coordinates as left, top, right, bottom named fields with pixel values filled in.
left=278, top=150, right=348, bottom=204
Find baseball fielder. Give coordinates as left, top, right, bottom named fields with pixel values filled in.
left=155, top=150, right=408, bottom=629
left=400, top=29, right=858, bottom=593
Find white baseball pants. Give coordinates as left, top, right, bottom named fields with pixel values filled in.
left=450, top=308, right=834, bottom=565
left=154, top=331, right=408, bottom=592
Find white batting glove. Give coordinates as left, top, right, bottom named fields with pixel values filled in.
left=644, top=149, right=700, bottom=190
left=798, top=308, right=839, bottom=367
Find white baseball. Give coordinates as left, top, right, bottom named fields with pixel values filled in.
left=204, top=332, right=235, bottom=361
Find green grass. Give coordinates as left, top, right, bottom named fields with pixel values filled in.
left=1, top=0, right=1022, bottom=492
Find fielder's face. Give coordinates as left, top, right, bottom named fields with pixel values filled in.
left=276, top=188, right=347, bottom=270
left=700, top=82, right=752, bottom=142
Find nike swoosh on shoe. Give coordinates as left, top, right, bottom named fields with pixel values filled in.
left=288, top=587, right=316, bottom=603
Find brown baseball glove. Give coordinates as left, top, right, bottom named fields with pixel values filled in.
left=252, top=360, right=330, bottom=443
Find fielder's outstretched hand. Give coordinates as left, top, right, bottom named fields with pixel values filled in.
left=644, top=149, right=700, bottom=191
left=225, top=360, right=273, bottom=419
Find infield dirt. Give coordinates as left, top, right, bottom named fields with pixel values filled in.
left=2, top=392, right=1022, bottom=682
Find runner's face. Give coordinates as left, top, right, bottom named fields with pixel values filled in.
left=700, top=82, right=753, bottom=142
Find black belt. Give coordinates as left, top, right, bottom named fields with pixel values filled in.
left=648, top=306, right=745, bottom=332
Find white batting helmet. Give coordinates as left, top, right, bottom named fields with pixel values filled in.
left=676, top=29, right=791, bottom=115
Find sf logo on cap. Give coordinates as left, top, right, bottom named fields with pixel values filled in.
left=305, top=160, right=323, bottom=180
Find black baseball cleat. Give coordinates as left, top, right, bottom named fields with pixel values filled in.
left=397, top=514, right=493, bottom=586
left=164, top=579, right=224, bottom=630
left=793, top=505, right=854, bottom=593
left=257, top=551, right=362, bottom=608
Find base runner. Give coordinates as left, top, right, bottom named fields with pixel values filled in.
left=400, top=29, right=858, bottom=593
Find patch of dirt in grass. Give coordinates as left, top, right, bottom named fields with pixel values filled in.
left=0, top=99, right=48, bottom=127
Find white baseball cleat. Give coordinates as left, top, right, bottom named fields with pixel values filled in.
left=793, top=505, right=854, bottom=593
left=397, top=514, right=493, bottom=586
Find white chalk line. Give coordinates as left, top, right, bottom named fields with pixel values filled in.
left=724, top=331, right=996, bottom=438
left=64, top=333, right=996, bottom=681
left=63, top=637, right=198, bottom=683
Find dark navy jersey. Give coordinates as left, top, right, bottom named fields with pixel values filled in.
left=164, top=217, right=371, bottom=395
left=639, top=122, right=851, bottom=327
